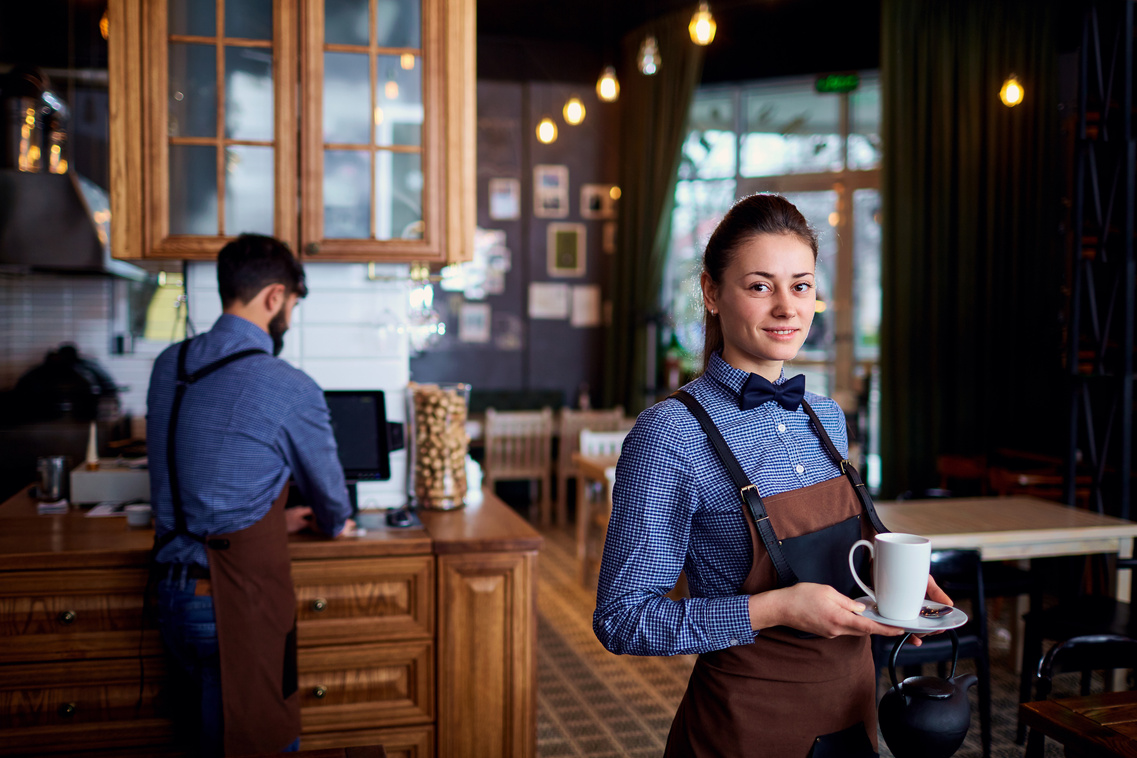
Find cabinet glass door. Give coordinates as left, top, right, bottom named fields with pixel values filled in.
left=303, top=0, right=442, bottom=260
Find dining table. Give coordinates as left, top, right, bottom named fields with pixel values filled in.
left=573, top=452, right=620, bottom=583
left=1020, top=690, right=1137, bottom=757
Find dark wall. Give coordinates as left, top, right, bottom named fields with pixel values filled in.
left=408, top=81, right=620, bottom=409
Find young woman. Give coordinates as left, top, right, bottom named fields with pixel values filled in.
left=593, top=194, right=950, bottom=756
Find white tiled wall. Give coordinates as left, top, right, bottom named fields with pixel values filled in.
left=0, top=273, right=158, bottom=419
left=187, top=261, right=413, bottom=507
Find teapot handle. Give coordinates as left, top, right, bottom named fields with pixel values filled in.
left=887, top=627, right=960, bottom=687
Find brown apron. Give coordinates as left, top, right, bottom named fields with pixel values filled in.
left=664, top=391, right=885, bottom=757
left=155, top=339, right=301, bottom=756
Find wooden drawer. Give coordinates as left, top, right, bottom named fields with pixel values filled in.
left=298, top=724, right=433, bottom=758
left=0, top=568, right=161, bottom=663
left=293, top=556, right=433, bottom=646
left=299, top=641, right=433, bottom=733
left=0, top=656, right=173, bottom=755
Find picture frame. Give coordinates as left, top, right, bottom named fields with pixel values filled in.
left=534, top=164, right=570, bottom=218
left=580, top=184, right=618, bottom=219
left=487, top=178, right=520, bottom=220
left=458, top=302, right=492, bottom=343
left=547, top=222, right=586, bottom=277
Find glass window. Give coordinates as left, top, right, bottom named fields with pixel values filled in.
left=741, top=79, right=843, bottom=176
left=853, top=188, right=882, bottom=359
left=849, top=72, right=881, bottom=170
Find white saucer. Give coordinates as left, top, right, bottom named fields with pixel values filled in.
left=853, top=597, right=968, bottom=633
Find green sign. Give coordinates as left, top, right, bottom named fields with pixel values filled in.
left=815, top=73, right=860, bottom=94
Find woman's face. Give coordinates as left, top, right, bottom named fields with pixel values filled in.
left=701, top=233, right=816, bottom=380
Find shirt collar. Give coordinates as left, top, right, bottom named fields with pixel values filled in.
left=706, top=351, right=787, bottom=400
left=212, top=313, right=274, bottom=353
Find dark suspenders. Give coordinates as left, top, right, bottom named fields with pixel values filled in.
left=153, top=339, right=267, bottom=554
left=670, top=389, right=889, bottom=589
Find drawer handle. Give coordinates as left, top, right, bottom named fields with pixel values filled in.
left=311, top=598, right=327, bottom=613
left=313, top=685, right=327, bottom=699
left=57, top=610, right=77, bottom=625
left=59, top=702, right=77, bottom=718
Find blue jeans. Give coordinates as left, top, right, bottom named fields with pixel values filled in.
left=157, top=567, right=299, bottom=756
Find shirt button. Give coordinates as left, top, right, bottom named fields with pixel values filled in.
left=729, top=638, right=740, bottom=646
left=777, top=423, right=786, bottom=433
left=795, top=464, right=805, bottom=474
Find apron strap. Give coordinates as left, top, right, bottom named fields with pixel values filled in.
left=670, top=390, right=800, bottom=588
left=800, top=400, right=889, bottom=535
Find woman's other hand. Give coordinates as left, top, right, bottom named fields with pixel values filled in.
left=927, top=574, right=952, bottom=606
left=748, top=583, right=907, bottom=639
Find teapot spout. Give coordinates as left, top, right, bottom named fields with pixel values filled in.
left=954, top=673, right=978, bottom=692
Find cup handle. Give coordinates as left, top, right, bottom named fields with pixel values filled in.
left=848, top=539, right=875, bottom=602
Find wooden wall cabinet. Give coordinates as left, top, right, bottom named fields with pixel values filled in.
left=109, top=0, right=474, bottom=264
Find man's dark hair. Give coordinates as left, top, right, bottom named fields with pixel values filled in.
left=217, top=234, right=308, bottom=307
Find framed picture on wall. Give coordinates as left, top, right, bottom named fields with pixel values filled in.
left=487, top=178, right=520, bottom=220
left=534, top=165, right=570, bottom=218
left=459, top=302, right=492, bottom=343
left=547, top=222, right=586, bottom=277
left=580, top=184, right=618, bottom=219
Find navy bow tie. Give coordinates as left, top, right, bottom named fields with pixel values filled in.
left=739, top=373, right=806, bottom=411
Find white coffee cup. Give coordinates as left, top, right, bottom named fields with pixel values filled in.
left=125, top=503, right=152, bottom=528
left=848, top=533, right=931, bottom=621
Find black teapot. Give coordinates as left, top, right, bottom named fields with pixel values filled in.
left=877, top=629, right=977, bottom=758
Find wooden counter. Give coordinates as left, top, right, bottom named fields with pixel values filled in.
left=0, top=487, right=541, bottom=758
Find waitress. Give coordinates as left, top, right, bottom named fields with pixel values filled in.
left=593, top=194, right=950, bottom=756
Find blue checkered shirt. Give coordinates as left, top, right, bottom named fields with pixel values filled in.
left=147, top=314, right=352, bottom=567
left=593, top=352, right=849, bottom=656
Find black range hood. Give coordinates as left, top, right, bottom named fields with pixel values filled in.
left=0, top=64, right=144, bottom=280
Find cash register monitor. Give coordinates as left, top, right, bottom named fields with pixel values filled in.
left=324, top=390, right=391, bottom=481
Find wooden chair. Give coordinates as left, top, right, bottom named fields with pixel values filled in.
left=555, top=407, right=624, bottom=527
left=936, top=453, right=989, bottom=496
left=483, top=407, right=555, bottom=525
left=988, top=466, right=1093, bottom=509
left=576, top=428, right=629, bottom=584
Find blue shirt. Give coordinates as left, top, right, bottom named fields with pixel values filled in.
left=593, top=352, right=849, bottom=657
left=147, top=314, right=352, bottom=567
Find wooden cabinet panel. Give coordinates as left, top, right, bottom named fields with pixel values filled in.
left=437, top=551, right=537, bottom=758
left=299, top=641, right=433, bottom=733
left=293, top=556, right=433, bottom=646
left=0, top=568, right=161, bottom=663
left=0, top=657, right=172, bottom=755
left=297, top=724, right=433, bottom=757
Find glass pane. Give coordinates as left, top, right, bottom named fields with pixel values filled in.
left=740, top=78, right=843, bottom=177
left=849, top=72, right=881, bottom=170
left=325, top=0, right=370, bottom=46
left=225, top=145, right=274, bottom=235
left=779, top=190, right=837, bottom=361
left=376, top=0, right=420, bottom=48
left=169, top=0, right=215, bottom=37
left=225, top=0, right=272, bottom=39
left=324, top=52, right=371, bottom=144
left=170, top=144, right=218, bottom=235
left=852, top=188, right=882, bottom=360
left=169, top=43, right=217, bottom=138
left=375, top=150, right=422, bottom=239
left=666, top=178, right=736, bottom=359
left=374, top=54, right=422, bottom=146
left=678, top=130, right=735, bottom=180
left=225, top=46, right=274, bottom=140
left=324, top=149, right=371, bottom=238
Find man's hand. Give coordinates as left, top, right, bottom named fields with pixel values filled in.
left=285, top=506, right=314, bottom=534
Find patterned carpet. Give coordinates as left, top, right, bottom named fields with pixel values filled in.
left=533, top=522, right=1074, bottom=757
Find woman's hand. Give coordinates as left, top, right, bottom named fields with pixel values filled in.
left=748, top=583, right=907, bottom=639
left=927, top=574, right=952, bottom=606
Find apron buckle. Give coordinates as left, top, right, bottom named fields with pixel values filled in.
left=739, top=483, right=761, bottom=505
left=839, top=459, right=851, bottom=474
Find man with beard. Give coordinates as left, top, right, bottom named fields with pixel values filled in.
left=146, top=234, right=354, bottom=756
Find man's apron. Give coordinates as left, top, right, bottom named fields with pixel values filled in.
left=153, top=339, right=301, bottom=756
left=664, top=391, right=889, bottom=757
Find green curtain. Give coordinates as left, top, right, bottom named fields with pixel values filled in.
left=880, top=0, right=1061, bottom=497
left=602, top=12, right=705, bottom=413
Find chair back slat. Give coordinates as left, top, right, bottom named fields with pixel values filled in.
left=556, top=408, right=625, bottom=473
left=484, top=407, right=554, bottom=478
left=580, top=429, right=628, bottom=458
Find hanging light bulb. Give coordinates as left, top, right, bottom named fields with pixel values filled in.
left=385, top=79, right=399, bottom=99
left=563, top=97, right=586, bottom=125
left=638, top=35, right=661, bottom=75
left=536, top=117, right=558, bottom=144
left=1000, top=74, right=1024, bottom=107
left=688, top=2, right=716, bottom=45
left=596, top=66, right=620, bottom=102
left=400, top=53, right=415, bottom=70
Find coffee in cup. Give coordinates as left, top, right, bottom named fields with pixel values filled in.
left=848, top=533, right=931, bottom=621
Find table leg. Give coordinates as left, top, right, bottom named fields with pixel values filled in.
left=1012, top=558, right=1030, bottom=675
left=576, top=474, right=590, bottom=585
left=1113, top=540, right=1134, bottom=690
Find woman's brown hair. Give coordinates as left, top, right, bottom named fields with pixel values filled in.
left=701, top=194, right=819, bottom=371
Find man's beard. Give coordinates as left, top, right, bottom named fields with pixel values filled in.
left=268, top=307, right=289, bottom=357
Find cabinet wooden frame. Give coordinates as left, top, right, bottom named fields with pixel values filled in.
left=109, top=0, right=474, bottom=263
